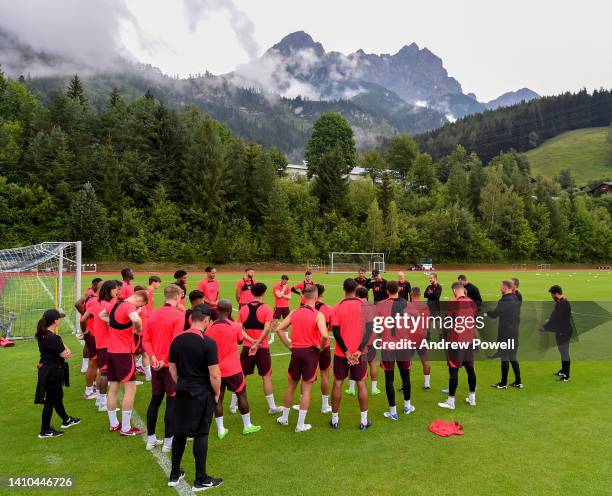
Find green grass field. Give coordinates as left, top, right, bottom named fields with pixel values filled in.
left=524, top=127, right=612, bottom=184
left=1, top=270, right=612, bottom=495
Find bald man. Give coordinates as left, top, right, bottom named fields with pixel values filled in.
left=397, top=272, right=411, bottom=301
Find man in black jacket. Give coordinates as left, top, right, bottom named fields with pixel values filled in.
left=367, top=270, right=387, bottom=303
left=539, top=285, right=573, bottom=382
left=458, top=275, right=482, bottom=312
left=486, top=281, right=522, bottom=388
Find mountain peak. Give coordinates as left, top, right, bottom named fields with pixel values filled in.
left=397, top=42, right=420, bottom=55
left=270, top=31, right=325, bottom=57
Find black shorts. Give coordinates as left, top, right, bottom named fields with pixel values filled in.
left=222, top=372, right=246, bottom=393
left=319, top=347, right=331, bottom=371
left=288, top=347, right=319, bottom=383
left=381, top=360, right=411, bottom=371
left=240, top=347, right=272, bottom=376
left=152, top=367, right=176, bottom=396
left=170, top=391, right=214, bottom=437
left=84, top=333, right=97, bottom=360
left=447, top=348, right=475, bottom=369
left=274, top=307, right=290, bottom=320
left=408, top=346, right=429, bottom=361
left=333, top=354, right=368, bottom=382
left=107, top=353, right=136, bottom=383
left=96, top=348, right=108, bottom=372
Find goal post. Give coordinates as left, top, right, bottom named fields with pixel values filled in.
left=328, top=252, right=385, bottom=274
left=0, top=242, right=82, bottom=339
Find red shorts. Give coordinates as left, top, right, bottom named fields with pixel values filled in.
left=152, top=367, right=176, bottom=396
left=274, top=307, right=290, bottom=320
left=133, top=333, right=144, bottom=355
left=222, top=372, right=246, bottom=393
left=240, top=347, right=272, bottom=376
left=333, top=354, right=368, bottom=382
left=318, top=347, right=331, bottom=371
left=447, top=348, right=475, bottom=369
left=288, top=347, right=319, bottom=383
left=408, top=347, right=429, bottom=361
left=84, top=333, right=97, bottom=360
left=381, top=360, right=412, bottom=371
left=107, top=353, right=136, bottom=383
left=96, top=348, right=108, bottom=372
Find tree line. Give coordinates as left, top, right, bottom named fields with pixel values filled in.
left=1, top=71, right=611, bottom=264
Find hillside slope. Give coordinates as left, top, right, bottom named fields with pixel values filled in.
left=524, top=127, right=612, bottom=184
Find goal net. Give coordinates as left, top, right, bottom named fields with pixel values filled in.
left=0, top=242, right=82, bottom=339
left=328, top=252, right=385, bottom=274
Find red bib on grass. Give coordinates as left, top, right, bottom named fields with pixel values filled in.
left=428, top=420, right=464, bottom=437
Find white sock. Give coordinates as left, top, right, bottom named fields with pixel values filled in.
left=371, top=380, right=378, bottom=392
left=468, top=392, right=476, bottom=401
left=215, top=416, right=225, bottom=433
left=163, top=437, right=173, bottom=448
left=241, top=413, right=252, bottom=429
left=389, top=405, right=397, bottom=416
left=360, top=410, right=368, bottom=424
left=144, top=365, right=152, bottom=381
left=348, top=380, right=356, bottom=392
left=85, top=386, right=93, bottom=395
left=280, top=406, right=290, bottom=422
left=447, top=396, right=456, bottom=407
left=331, top=412, right=339, bottom=424
left=230, top=393, right=238, bottom=409
left=265, top=394, right=277, bottom=410
left=121, top=410, right=132, bottom=432
left=297, top=409, right=307, bottom=428
left=424, top=374, right=431, bottom=388
left=81, top=358, right=88, bottom=370
left=107, top=409, right=118, bottom=427
left=136, top=356, right=143, bottom=367
left=147, top=434, right=157, bottom=444
left=404, top=399, right=412, bottom=410
left=95, top=392, right=101, bottom=405
left=321, top=395, right=329, bottom=409
left=99, top=394, right=107, bottom=406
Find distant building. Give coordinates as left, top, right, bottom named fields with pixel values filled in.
left=286, top=163, right=369, bottom=181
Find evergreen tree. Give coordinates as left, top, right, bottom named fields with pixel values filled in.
left=66, top=74, right=87, bottom=106
left=68, top=182, right=109, bottom=256
left=263, top=183, right=294, bottom=260
left=446, top=162, right=469, bottom=205
left=365, top=199, right=385, bottom=251
left=385, top=135, right=418, bottom=180
left=97, top=141, right=125, bottom=209
left=268, top=146, right=289, bottom=176
left=411, top=153, right=436, bottom=194
left=305, top=113, right=356, bottom=179
left=313, top=145, right=349, bottom=213
left=385, top=200, right=400, bottom=256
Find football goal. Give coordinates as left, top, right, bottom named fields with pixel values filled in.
left=328, top=252, right=385, bottom=274
left=0, top=242, right=82, bottom=339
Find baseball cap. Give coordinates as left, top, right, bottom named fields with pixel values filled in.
left=43, top=309, right=66, bottom=324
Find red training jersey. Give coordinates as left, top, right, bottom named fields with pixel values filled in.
left=198, top=279, right=220, bottom=309
left=143, top=304, right=184, bottom=366
left=331, top=297, right=366, bottom=357
left=290, top=306, right=322, bottom=348
left=118, top=281, right=134, bottom=300
left=93, top=299, right=113, bottom=349
left=236, top=277, right=256, bottom=305
left=238, top=301, right=273, bottom=348
left=205, top=319, right=243, bottom=377
left=84, top=296, right=99, bottom=336
left=315, top=301, right=333, bottom=348
left=108, top=301, right=137, bottom=354
left=273, top=283, right=291, bottom=309
left=146, top=287, right=155, bottom=312
left=293, top=280, right=315, bottom=305
left=447, top=296, right=477, bottom=343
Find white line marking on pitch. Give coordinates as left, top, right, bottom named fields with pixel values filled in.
left=131, top=410, right=193, bottom=496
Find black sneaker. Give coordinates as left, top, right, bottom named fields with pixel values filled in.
left=359, top=420, right=372, bottom=431
left=168, top=470, right=185, bottom=487
left=490, top=382, right=508, bottom=389
left=559, top=375, right=571, bottom=382
left=329, top=419, right=339, bottom=430
left=553, top=370, right=564, bottom=376
left=192, top=477, right=223, bottom=492
left=38, top=429, right=64, bottom=439
left=60, top=417, right=81, bottom=429
left=423, top=385, right=431, bottom=390
left=510, top=382, right=524, bottom=389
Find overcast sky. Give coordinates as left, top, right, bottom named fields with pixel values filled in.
left=2, top=0, right=611, bottom=101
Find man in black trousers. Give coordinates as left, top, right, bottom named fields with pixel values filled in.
left=539, top=285, right=573, bottom=382
left=458, top=274, right=482, bottom=312
left=486, top=280, right=523, bottom=388
left=168, top=304, right=223, bottom=491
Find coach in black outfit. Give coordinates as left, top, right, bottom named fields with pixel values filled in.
left=458, top=274, right=482, bottom=311
left=168, top=304, right=222, bottom=491
left=424, top=273, right=442, bottom=316
left=35, top=309, right=80, bottom=438
left=539, top=285, right=573, bottom=382
left=367, top=270, right=388, bottom=302
left=486, top=281, right=522, bottom=388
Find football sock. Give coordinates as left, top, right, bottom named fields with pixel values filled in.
left=348, top=380, right=356, bottom=393
left=297, top=409, right=307, bottom=428
left=424, top=374, right=431, bottom=388
left=371, top=380, right=378, bottom=392
left=360, top=410, right=368, bottom=424
left=147, top=434, right=157, bottom=444
left=85, top=386, right=93, bottom=395
left=280, top=407, right=290, bottom=423
left=447, top=396, right=456, bottom=407
left=108, top=408, right=118, bottom=427
left=215, top=416, right=225, bottom=433
left=389, top=405, right=397, bottom=416
left=468, top=392, right=476, bottom=402
left=230, top=393, right=238, bottom=410
left=241, top=413, right=252, bottom=429
left=321, top=395, right=329, bottom=409
left=81, top=358, right=88, bottom=371
left=163, top=437, right=173, bottom=448
left=121, top=410, right=132, bottom=432
left=331, top=412, right=339, bottom=424
left=404, top=399, right=412, bottom=410
left=265, top=394, right=277, bottom=410
left=143, top=365, right=152, bottom=381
